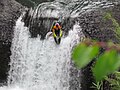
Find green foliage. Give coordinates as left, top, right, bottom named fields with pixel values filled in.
left=105, top=72, right=120, bottom=90
left=72, top=12, right=120, bottom=90
left=93, top=50, right=120, bottom=82
left=72, top=43, right=99, bottom=69
left=104, top=13, right=120, bottom=41
left=72, top=39, right=120, bottom=82
left=91, top=81, right=103, bottom=90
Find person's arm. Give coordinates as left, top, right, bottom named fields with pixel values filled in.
left=58, top=26, right=61, bottom=29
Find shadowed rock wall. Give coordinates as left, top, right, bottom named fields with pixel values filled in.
left=0, top=0, right=23, bottom=85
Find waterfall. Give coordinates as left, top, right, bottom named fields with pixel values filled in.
left=0, top=14, right=83, bottom=90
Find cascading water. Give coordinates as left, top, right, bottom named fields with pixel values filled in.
left=0, top=15, right=83, bottom=90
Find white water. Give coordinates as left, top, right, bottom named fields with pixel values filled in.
left=0, top=15, right=84, bottom=90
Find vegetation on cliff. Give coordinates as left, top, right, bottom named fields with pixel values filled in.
left=72, top=13, right=120, bottom=90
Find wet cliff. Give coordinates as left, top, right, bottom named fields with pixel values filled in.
left=0, top=0, right=23, bottom=85
left=78, top=3, right=120, bottom=90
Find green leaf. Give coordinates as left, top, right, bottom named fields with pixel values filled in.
left=72, top=44, right=99, bottom=69
left=93, top=50, right=120, bottom=82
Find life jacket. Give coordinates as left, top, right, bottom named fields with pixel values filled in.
left=52, top=23, right=61, bottom=31
left=52, top=23, right=62, bottom=38
left=53, top=30, right=62, bottom=38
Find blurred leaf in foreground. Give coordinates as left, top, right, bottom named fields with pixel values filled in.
left=72, top=43, right=99, bottom=69
left=93, top=50, right=120, bottom=82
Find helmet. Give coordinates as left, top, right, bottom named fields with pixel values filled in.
left=55, top=23, right=59, bottom=27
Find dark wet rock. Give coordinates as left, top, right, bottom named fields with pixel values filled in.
left=81, top=61, right=95, bottom=90
left=22, top=8, right=58, bottom=39
left=15, top=0, right=54, bottom=8
left=0, top=0, right=24, bottom=42
left=22, top=8, right=75, bottom=39
left=61, top=17, right=75, bottom=36
left=0, top=0, right=24, bottom=85
left=0, top=41, right=11, bottom=86
left=76, top=3, right=120, bottom=90
left=78, top=4, right=120, bottom=43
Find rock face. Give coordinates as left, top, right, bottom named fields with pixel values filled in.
left=0, top=0, right=23, bottom=42
left=0, top=0, right=23, bottom=85
left=15, top=0, right=54, bottom=8
left=77, top=3, right=120, bottom=90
